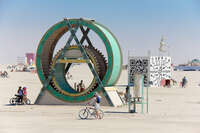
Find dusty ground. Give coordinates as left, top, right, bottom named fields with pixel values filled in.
left=0, top=64, right=200, bottom=133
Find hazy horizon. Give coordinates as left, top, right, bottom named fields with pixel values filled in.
left=0, top=0, right=200, bottom=65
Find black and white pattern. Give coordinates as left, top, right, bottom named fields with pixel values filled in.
left=128, top=56, right=172, bottom=87
left=128, top=57, right=149, bottom=86
left=150, top=56, right=171, bottom=87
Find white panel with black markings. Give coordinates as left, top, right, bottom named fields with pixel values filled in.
left=150, top=56, right=171, bottom=87
left=128, top=56, right=150, bottom=86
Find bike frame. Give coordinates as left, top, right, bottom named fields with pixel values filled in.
left=85, top=106, right=96, bottom=116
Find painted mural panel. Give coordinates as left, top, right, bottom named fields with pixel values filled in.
left=150, top=56, right=171, bottom=87
left=128, top=57, right=149, bottom=86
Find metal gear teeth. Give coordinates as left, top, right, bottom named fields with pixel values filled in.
left=48, top=45, right=107, bottom=97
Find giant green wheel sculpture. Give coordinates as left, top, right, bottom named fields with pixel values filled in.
left=36, top=18, right=122, bottom=104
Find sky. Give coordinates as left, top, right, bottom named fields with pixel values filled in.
left=0, top=0, right=200, bottom=65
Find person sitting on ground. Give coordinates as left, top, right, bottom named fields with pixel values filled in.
left=89, top=92, right=102, bottom=119
left=16, top=86, right=23, bottom=102
left=22, top=87, right=27, bottom=103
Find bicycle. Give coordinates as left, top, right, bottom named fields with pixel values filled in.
left=78, top=105, right=104, bottom=119
left=9, top=95, right=31, bottom=105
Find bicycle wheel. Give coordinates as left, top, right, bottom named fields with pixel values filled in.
left=25, top=99, right=31, bottom=105
left=9, top=98, right=16, bottom=105
left=79, top=109, right=89, bottom=119
left=98, top=109, right=104, bottom=119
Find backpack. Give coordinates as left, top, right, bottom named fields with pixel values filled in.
left=96, top=96, right=101, bottom=103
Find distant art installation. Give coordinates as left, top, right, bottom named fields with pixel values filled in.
left=35, top=18, right=122, bottom=105
left=159, top=36, right=169, bottom=54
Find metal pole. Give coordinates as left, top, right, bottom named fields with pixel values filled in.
left=147, top=85, right=149, bottom=113
left=128, top=86, right=131, bottom=112
left=128, top=54, right=131, bottom=112
left=141, top=75, right=144, bottom=113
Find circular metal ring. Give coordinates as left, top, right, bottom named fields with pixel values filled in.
left=36, top=18, right=122, bottom=102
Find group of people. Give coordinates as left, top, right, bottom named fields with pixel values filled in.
left=0, top=70, right=8, bottom=78
left=74, top=80, right=86, bottom=92
left=16, top=86, right=27, bottom=103
left=162, top=77, right=188, bottom=88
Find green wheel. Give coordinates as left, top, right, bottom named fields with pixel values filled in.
left=36, top=18, right=122, bottom=103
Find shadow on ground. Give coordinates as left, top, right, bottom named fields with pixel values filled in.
left=104, top=111, right=130, bottom=114
left=4, top=104, right=33, bottom=106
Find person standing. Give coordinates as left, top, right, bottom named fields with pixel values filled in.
left=79, top=80, right=85, bottom=92
left=124, top=86, right=129, bottom=103
left=89, top=93, right=101, bottom=119
left=182, top=76, right=187, bottom=88
left=22, top=87, right=27, bottom=103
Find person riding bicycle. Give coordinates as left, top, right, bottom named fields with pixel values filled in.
left=89, top=92, right=101, bottom=119
left=16, top=86, right=23, bottom=102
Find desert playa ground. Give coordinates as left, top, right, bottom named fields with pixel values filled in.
left=0, top=64, right=200, bottom=133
